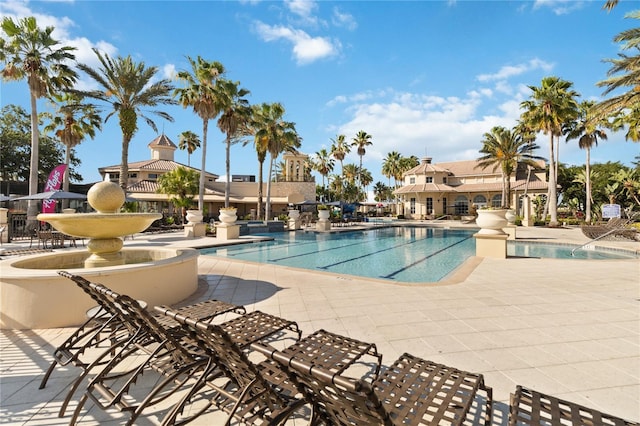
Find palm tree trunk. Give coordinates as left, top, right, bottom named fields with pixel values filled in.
left=27, top=93, right=40, bottom=224
left=62, top=145, right=71, bottom=210
left=548, top=133, right=558, bottom=225
left=265, top=155, right=274, bottom=221
left=198, top=120, right=208, bottom=212
left=257, top=160, right=264, bottom=220
left=585, top=148, right=592, bottom=223
left=120, top=137, right=130, bottom=193
left=225, top=136, right=231, bottom=208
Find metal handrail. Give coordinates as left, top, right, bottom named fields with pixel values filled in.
left=571, top=227, right=623, bottom=256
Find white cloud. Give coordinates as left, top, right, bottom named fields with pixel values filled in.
left=254, top=21, right=339, bottom=65
left=532, top=0, right=585, bottom=15
left=285, top=0, right=320, bottom=27
left=163, top=63, right=176, bottom=80
left=330, top=89, right=529, bottom=172
left=477, top=58, right=554, bottom=82
left=332, top=7, right=357, bottom=31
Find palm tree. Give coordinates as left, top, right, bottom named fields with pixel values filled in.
left=253, top=102, right=300, bottom=220
left=382, top=151, right=402, bottom=188
left=359, top=167, right=373, bottom=201
left=565, top=101, right=609, bottom=222
left=330, top=134, right=350, bottom=173
left=351, top=130, right=373, bottom=189
left=174, top=56, right=226, bottom=211
left=312, top=148, right=334, bottom=191
left=476, top=126, right=544, bottom=209
left=373, top=181, right=389, bottom=203
left=330, top=134, right=350, bottom=200
left=520, top=76, right=579, bottom=225
left=156, top=166, right=199, bottom=224
left=44, top=92, right=101, bottom=208
left=178, top=130, right=200, bottom=167
left=614, top=168, right=640, bottom=207
left=0, top=16, right=78, bottom=222
left=596, top=10, right=640, bottom=137
left=77, top=48, right=175, bottom=192
left=216, top=78, right=251, bottom=207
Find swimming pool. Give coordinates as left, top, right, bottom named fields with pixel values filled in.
left=200, top=227, right=637, bottom=283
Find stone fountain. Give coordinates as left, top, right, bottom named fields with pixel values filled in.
left=0, top=182, right=200, bottom=329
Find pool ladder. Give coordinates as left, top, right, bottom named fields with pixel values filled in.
left=571, top=228, right=622, bottom=256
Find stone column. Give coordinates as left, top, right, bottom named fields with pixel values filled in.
left=0, top=208, right=8, bottom=244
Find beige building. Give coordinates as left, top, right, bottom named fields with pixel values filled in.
left=394, top=157, right=548, bottom=220
left=98, top=134, right=315, bottom=219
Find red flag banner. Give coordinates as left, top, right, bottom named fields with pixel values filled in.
left=42, top=164, right=67, bottom=213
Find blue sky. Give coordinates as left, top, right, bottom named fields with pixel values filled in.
left=2, top=0, right=638, bottom=189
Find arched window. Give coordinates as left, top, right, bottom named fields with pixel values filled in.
left=454, top=195, right=469, bottom=215
left=491, top=194, right=502, bottom=207
left=472, top=195, right=487, bottom=208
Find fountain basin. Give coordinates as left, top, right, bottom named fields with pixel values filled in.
left=37, top=212, right=162, bottom=238
left=0, top=247, right=199, bottom=329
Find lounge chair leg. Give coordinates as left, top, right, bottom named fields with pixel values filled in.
left=39, top=359, right=59, bottom=389
left=68, top=392, right=89, bottom=425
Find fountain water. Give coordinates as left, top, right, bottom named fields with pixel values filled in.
left=0, top=182, right=199, bottom=329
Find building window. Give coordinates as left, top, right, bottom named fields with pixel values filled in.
left=473, top=195, right=487, bottom=209
left=409, top=177, right=416, bottom=184
left=442, top=197, right=447, bottom=215
left=410, top=198, right=416, bottom=214
left=442, top=176, right=447, bottom=184
left=129, top=173, right=137, bottom=178
left=425, top=176, right=433, bottom=183
left=491, top=194, right=502, bottom=207
left=426, top=197, right=433, bottom=215
left=454, top=195, right=469, bottom=215
left=148, top=173, right=158, bottom=181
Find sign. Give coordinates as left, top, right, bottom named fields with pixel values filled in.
left=42, top=164, right=67, bottom=213
left=601, top=204, right=621, bottom=219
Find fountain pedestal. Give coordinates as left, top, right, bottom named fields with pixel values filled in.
left=0, top=181, right=199, bottom=330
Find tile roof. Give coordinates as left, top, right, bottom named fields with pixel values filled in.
left=147, top=133, right=177, bottom=149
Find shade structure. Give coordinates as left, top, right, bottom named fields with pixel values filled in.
left=13, top=190, right=87, bottom=201
left=0, top=194, right=11, bottom=202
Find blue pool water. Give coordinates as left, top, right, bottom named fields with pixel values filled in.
left=200, top=227, right=637, bottom=283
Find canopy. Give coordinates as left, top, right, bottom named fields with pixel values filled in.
left=13, top=190, right=87, bottom=201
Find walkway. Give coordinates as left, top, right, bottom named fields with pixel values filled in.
left=1, top=224, right=638, bottom=424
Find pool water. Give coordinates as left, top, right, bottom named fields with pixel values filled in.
left=200, top=227, right=637, bottom=283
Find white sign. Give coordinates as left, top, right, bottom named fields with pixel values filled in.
left=602, top=204, right=621, bottom=219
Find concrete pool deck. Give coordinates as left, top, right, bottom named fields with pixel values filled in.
left=1, top=223, right=638, bottom=424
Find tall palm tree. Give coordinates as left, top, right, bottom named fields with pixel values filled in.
left=44, top=92, right=101, bottom=207
left=359, top=167, right=373, bottom=201
left=216, top=78, right=251, bottom=207
left=0, top=16, right=78, bottom=222
left=174, top=56, right=226, bottom=211
left=351, top=130, right=373, bottom=189
left=77, top=48, right=175, bottom=192
left=312, top=148, right=334, bottom=191
left=330, top=134, right=350, bottom=175
left=253, top=102, right=300, bottom=220
left=178, top=130, right=200, bottom=167
left=520, top=76, right=579, bottom=225
left=565, top=101, right=609, bottom=222
left=596, top=10, right=640, bottom=135
left=476, top=126, right=544, bottom=209
left=330, top=134, right=350, bottom=200
left=382, top=151, right=402, bottom=188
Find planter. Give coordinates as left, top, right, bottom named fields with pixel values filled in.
left=475, top=209, right=508, bottom=235
left=288, top=209, right=300, bottom=220
left=219, top=208, right=237, bottom=225
left=318, top=210, right=330, bottom=221
left=505, top=209, right=516, bottom=225
left=186, top=209, right=203, bottom=224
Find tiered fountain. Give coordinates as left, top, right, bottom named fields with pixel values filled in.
left=0, top=181, right=199, bottom=329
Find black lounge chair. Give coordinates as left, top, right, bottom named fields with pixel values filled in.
left=254, top=346, right=493, bottom=426
left=41, top=271, right=246, bottom=393
left=509, top=385, right=639, bottom=426
left=158, top=308, right=384, bottom=425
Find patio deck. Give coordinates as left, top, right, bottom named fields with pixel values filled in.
left=1, top=224, right=638, bottom=424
